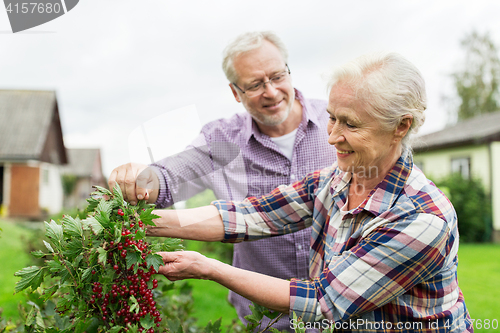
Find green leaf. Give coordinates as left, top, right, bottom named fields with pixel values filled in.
left=14, top=266, right=46, bottom=293
left=43, top=240, right=54, bottom=253
left=129, top=295, right=139, bottom=314
left=145, top=253, right=163, bottom=272
left=268, top=328, right=282, bottom=333
left=81, top=267, right=93, bottom=282
left=47, top=260, right=63, bottom=274
left=35, top=308, right=45, bottom=329
left=86, top=197, right=100, bottom=213
left=166, top=318, right=184, bottom=333
left=139, top=208, right=160, bottom=226
left=160, top=238, right=184, bottom=252
left=202, top=318, right=222, bottom=333
left=25, top=305, right=36, bottom=326
left=134, top=227, right=146, bottom=241
left=109, top=326, right=125, bottom=333
left=92, top=185, right=112, bottom=196
left=113, top=182, right=124, bottom=205
left=97, top=247, right=108, bottom=265
left=95, top=210, right=111, bottom=229
left=31, top=250, right=46, bottom=258
left=45, top=220, right=63, bottom=243
left=64, top=238, right=84, bottom=259
left=126, top=324, right=139, bottom=333
left=292, top=312, right=306, bottom=333
left=245, top=303, right=264, bottom=324
left=96, top=199, right=113, bottom=219
left=82, top=216, right=103, bottom=235
left=114, top=224, right=122, bottom=243
left=73, top=317, right=99, bottom=333
left=62, top=215, right=83, bottom=238
left=126, top=251, right=141, bottom=269
left=54, top=313, right=71, bottom=330
left=56, top=294, right=74, bottom=313
left=139, top=313, right=154, bottom=330
left=41, top=284, right=59, bottom=302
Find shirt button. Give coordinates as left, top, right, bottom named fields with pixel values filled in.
left=297, top=244, right=303, bottom=250
left=291, top=174, right=296, bottom=180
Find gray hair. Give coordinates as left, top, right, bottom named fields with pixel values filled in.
left=328, top=52, right=427, bottom=148
left=222, top=31, right=288, bottom=84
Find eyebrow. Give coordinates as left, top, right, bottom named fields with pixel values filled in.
left=326, top=109, right=360, bottom=124
left=245, top=68, right=287, bottom=84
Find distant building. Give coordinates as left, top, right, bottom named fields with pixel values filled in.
left=61, top=148, right=106, bottom=209
left=0, top=90, right=67, bottom=219
left=413, top=111, right=500, bottom=242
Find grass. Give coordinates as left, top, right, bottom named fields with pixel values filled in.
left=1, top=218, right=499, bottom=331
left=182, top=240, right=238, bottom=329
left=457, top=243, right=500, bottom=331
left=0, top=219, right=39, bottom=321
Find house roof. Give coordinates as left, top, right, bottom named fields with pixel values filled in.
left=61, top=148, right=102, bottom=177
left=413, top=111, right=500, bottom=152
left=0, top=90, right=67, bottom=164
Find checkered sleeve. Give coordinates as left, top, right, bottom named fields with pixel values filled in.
left=290, top=212, right=451, bottom=322
left=212, top=170, right=323, bottom=243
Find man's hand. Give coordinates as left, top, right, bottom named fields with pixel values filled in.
left=108, top=163, right=159, bottom=206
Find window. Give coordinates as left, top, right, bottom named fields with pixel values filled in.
left=42, top=168, right=50, bottom=185
left=451, top=157, right=470, bottom=179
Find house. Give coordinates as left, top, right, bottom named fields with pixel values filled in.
left=0, top=90, right=68, bottom=219
left=60, top=148, right=106, bottom=209
left=413, top=111, right=500, bottom=242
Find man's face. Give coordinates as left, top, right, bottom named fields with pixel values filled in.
left=230, top=40, right=295, bottom=127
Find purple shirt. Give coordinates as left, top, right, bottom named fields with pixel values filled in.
left=150, top=89, right=336, bottom=331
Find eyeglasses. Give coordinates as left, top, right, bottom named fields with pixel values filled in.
left=233, top=64, right=291, bottom=97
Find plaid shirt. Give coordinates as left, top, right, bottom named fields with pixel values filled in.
left=213, top=151, right=472, bottom=332
left=150, top=89, right=336, bottom=330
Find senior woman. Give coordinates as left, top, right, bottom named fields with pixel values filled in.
left=149, top=52, right=472, bottom=332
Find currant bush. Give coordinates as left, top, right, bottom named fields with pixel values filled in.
left=14, top=184, right=183, bottom=333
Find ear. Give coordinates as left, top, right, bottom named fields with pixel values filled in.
left=229, top=84, right=241, bottom=103
left=394, top=115, right=413, bottom=141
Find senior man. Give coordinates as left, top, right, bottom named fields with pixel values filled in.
left=109, top=31, right=336, bottom=330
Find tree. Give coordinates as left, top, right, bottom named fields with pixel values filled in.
left=448, top=30, right=500, bottom=122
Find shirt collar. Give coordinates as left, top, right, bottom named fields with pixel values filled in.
left=243, top=88, right=318, bottom=144
left=332, top=150, right=413, bottom=217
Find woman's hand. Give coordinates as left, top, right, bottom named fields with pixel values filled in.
left=157, top=250, right=290, bottom=313
left=157, top=251, right=212, bottom=281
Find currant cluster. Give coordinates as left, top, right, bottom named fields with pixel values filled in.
left=88, top=207, right=164, bottom=332
left=14, top=185, right=183, bottom=332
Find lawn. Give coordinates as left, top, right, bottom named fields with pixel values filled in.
left=457, top=243, right=500, bottom=331
left=1, top=218, right=499, bottom=331
left=0, top=219, right=40, bottom=321
left=182, top=240, right=238, bottom=329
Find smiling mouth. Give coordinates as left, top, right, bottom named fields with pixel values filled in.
left=337, top=149, right=354, bottom=154
left=263, top=100, right=282, bottom=108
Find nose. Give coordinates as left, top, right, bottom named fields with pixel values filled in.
left=327, top=122, right=345, bottom=146
left=262, top=81, right=279, bottom=98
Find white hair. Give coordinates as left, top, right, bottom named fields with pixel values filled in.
left=328, top=52, right=427, bottom=148
left=222, top=31, right=288, bottom=83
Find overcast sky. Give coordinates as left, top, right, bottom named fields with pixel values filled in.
left=1, top=0, right=499, bottom=176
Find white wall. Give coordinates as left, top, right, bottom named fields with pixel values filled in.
left=491, top=142, right=500, bottom=234
left=39, top=162, right=64, bottom=215
left=0, top=163, right=11, bottom=217
left=413, top=144, right=491, bottom=192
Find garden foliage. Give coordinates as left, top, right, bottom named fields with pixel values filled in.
left=435, top=173, right=492, bottom=242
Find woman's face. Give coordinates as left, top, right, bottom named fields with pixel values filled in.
left=326, top=84, right=402, bottom=180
